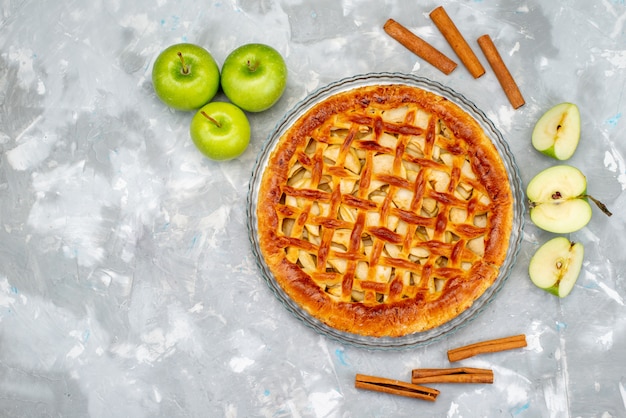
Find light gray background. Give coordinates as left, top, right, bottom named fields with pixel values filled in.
left=1, top=0, right=625, bottom=416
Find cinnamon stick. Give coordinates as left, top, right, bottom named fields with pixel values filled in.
left=384, top=18, right=457, bottom=75
left=429, top=6, right=485, bottom=78
left=477, top=34, right=525, bottom=109
left=411, top=367, right=494, bottom=384
left=448, top=334, right=527, bottom=362
left=355, top=373, right=439, bottom=402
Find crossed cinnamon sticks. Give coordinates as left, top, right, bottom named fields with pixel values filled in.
left=355, top=334, right=527, bottom=402
left=384, top=5, right=525, bottom=109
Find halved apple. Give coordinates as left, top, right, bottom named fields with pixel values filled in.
left=527, top=165, right=592, bottom=233
left=528, top=237, right=584, bottom=297
left=532, top=102, right=581, bottom=160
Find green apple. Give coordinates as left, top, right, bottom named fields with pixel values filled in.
left=528, top=237, right=584, bottom=297
left=220, top=43, right=287, bottom=112
left=531, top=103, right=580, bottom=160
left=527, top=165, right=612, bottom=233
left=152, top=43, right=220, bottom=111
left=189, top=101, right=251, bottom=161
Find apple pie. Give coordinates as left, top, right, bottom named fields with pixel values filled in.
left=256, top=84, right=513, bottom=338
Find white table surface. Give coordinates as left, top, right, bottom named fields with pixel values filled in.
left=1, top=1, right=625, bottom=416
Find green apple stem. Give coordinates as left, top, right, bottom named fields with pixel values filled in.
left=201, top=111, right=221, bottom=128
left=247, top=59, right=258, bottom=73
left=584, top=195, right=613, bottom=217
left=177, top=52, right=190, bottom=75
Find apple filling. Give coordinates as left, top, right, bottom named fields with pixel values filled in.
left=277, top=107, right=491, bottom=305
left=257, top=83, right=515, bottom=337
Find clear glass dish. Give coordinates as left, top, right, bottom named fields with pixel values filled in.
left=246, top=72, right=524, bottom=350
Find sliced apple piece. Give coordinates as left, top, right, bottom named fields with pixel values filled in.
left=528, top=237, right=584, bottom=297
left=527, top=165, right=612, bottom=233
left=532, top=102, right=581, bottom=160
left=527, top=165, right=592, bottom=233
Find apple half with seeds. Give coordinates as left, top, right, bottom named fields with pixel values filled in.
left=529, top=237, right=584, bottom=298
left=527, top=165, right=612, bottom=233
left=532, top=102, right=581, bottom=160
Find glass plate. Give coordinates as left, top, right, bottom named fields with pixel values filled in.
left=246, top=72, right=524, bottom=350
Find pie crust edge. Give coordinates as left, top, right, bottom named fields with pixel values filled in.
left=256, top=84, right=514, bottom=338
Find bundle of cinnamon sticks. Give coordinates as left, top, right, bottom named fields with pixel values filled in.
left=355, top=334, right=527, bottom=402
left=384, top=5, right=525, bottom=109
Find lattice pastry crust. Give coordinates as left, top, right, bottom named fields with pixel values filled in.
left=257, top=84, right=513, bottom=337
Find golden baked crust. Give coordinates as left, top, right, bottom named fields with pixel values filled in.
left=256, top=84, right=513, bottom=338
